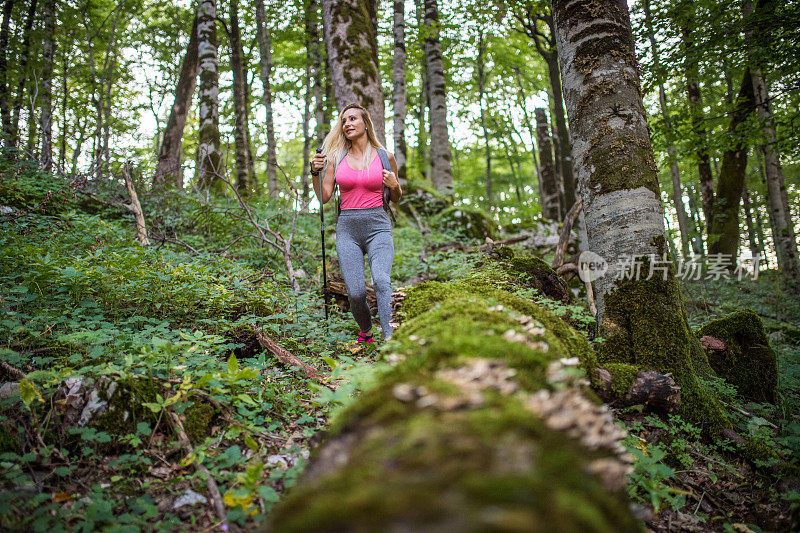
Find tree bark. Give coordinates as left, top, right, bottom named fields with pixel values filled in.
left=0, top=0, right=14, bottom=146
left=320, top=0, right=385, bottom=143
left=392, top=0, right=407, bottom=186
left=681, top=23, right=715, bottom=229
left=422, top=0, right=453, bottom=193
left=553, top=0, right=726, bottom=428
left=302, top=38, right=312, bottom=201
left=154, top=13, right=199, bottom=187
left=230, top=0, right=255, bottom=194
left=707, top=70, right=755, bottom=261
left=39, top=0, right=55, bottom=171
left=477, top=30, right=492, bottom=203
left=255, top=0, right=278, bottom=198
left=742, top=185, right=761, bottom=262
left=415, top=1, right=429, bottom=181
left=643, top=0, right=690, bottom=258
left=10, top=0, right=36, bottom=150
left=535, top=108, right=559, bottom=220
left=745, top=0, right=800, bottom=291
left=195, top=0, right=223, bottom=190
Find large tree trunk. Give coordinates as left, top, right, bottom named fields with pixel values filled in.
left=643, top=0, right=690, bottom=258
left=415, top=1, right=429, bottom=182
left=39, top=0, right=55, bottom=172
left=10, top=0, right=36, bottom=150
left=255, top=0, right=278, bottom=198
left=154, top=14, right=199, bottom=187
left=745, top=0, right=800, bottom=291
left=301, top=39, right=312, bottom=201
left=0, top=0, right=14, bottom=146
left=477, top=30, right=492, bottom=203
left=707, top=70, right=755, bottom=260
left=392, top=0, right=407, bottom=186
left=553, top=0, right=726, bottom=428
left=535, top=108, right=560, bottom=220
left=422, top=0, right=453, bottom=193
left=545, top=54, right=576, bottom=214
left=230, top=0, right=255, bottom=194
left=681, top=24, right=715, bottom=229
left=195, top=0, right=223, bottom=190
left=320, top=0, right=385, bottom=143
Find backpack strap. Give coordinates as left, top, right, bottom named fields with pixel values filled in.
left=335, top=149, right=348, bottom=216
left=376, top=148, right=397, bottom=225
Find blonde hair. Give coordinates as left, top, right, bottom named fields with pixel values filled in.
left=321, top=103, right=385, bottom=173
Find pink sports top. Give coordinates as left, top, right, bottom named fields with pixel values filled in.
left=336, top=153, right=384, bottom=210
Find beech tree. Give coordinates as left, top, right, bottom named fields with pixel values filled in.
left=392, top=0, right=407, bottom=185
left=154, top=14, right=199, bottom=187
left=256, top=0, right=278, bottom=197
left=552, top=0, right=725, bottom=426
left=39, top=0, right=55, bottom=171
left=421, top=0, right=453, bottom=193
left=320, top=0, right=384, bottom=142
left=195, top=0, right=222, bottom=190
left=535, top=108, right=559, bottom=220
left=230, top=0, right=255, bottom=194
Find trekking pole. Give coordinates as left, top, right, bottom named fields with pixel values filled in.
left=317, top=148, right=329, bottom=321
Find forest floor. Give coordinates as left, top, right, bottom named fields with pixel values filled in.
left=0, top=162, right=798, bottom=531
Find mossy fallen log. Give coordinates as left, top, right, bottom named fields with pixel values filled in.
left=266, top=270, right=642, bottom=532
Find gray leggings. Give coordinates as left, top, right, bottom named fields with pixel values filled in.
left=336, top=207, right=394, bottom=338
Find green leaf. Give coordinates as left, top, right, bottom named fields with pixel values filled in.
left=244, top=435, right=259, bottom=452
left=228, top=353, right=240, bottom=375
left=237, top=393, right=257, bottom=406
left=19, top=379, right=43, bottom=408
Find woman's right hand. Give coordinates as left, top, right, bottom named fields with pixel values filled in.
left=311, top=152, right=326, bottom=173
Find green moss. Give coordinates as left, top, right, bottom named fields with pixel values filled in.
left=588, top=137, right=659, bottom=197
left=599, top=253, right=728, bottom=431
left=696, top=309, right=778, bottom=402
left=601, top=363, right=640, bottom=397
left=432, top=206, right=498, bottom=240
left=94, top=378, right=161, bottom=442
left=0, top=424, right=20, bottom=454
left=184, top=401, right=216, bottom=444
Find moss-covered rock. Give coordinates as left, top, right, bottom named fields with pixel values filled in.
left=432, top=206, right=498, bottom=240
left=697, top=309, right=778, bottom=403
left=266, top=271, right=640, bottom=531
left=184, top=401, right=216, bottom=444
left=93, top=378, right=161, bottom=443
left=502, top=253, right=572, bottom=304
left=399, top=183, right=451, bottom=218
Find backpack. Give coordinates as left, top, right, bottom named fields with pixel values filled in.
left=335, top=147, right=397, bottom=224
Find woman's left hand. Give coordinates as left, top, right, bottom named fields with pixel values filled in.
left=382, top=169, right=400, bottom=191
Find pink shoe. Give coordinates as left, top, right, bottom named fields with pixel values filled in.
left=357, top=331, right=374, bottom=344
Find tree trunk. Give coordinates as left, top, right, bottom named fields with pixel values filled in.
left=268, top=264, right=640, bottom=531
left=643, top=0, right=690, bottom=258
left=195, top=0, right=223, bottom=190
left=0, top=0, right=14, bottom=146
left=39, top=0, right=55, bottom=171
left=392, top=0, right=407, bottom=186
left=230, top=0, right=255, bottom=194
left=307, top=0, right=326, bottom=146
left=320, top=0, right=385, bottom=143
left=154, top=13, right=199, bottom=187
left=514, top=68, right=541, bottom=197
left=535, top=108, right=559, bottom=220
left=10, top=0, right=36, bottom=150
left=477, top=30, right=492, bottom=203
left=707, top=70, right=755, bottom=261
left=545, top=54, right=576, bottom=214
left=302, top=40, right=312, bottom=202
left=415, top=1, right=429, bottom=182
left=422, top=0, right=453, bottom=193
left=255, top=0, right=278, bottom=198
left=745, top=0, right=800, bottom=290
left=742, top=185, right=761, bottom=262
left=687, top=183, right=705, bottom=255
left=681, top=24, right=715, bottom=228
left=553, top=0, right=726, bottom=428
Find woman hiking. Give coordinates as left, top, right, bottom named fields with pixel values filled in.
left=310, top=103, right=402, bottom=343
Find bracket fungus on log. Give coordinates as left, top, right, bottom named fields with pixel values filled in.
left=265, top=271, right=642, bottom=532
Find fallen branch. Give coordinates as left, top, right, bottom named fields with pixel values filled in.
left=122, top=162, right=150, bottom=245
left=251, top=324, right=332, bottom=388
left=425, top=235, right=529, bottom=255
left=595, top=368, right=681, bottom=413
left=168, top=411, right=234, bottom=532
left=1, top=360, right=26, bottom=379
left=552, top=199, right=582, bottom=268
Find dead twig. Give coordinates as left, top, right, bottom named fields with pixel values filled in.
left=1, top=360, right=26, bottom=379
left=552, top=199, right=582, bottom=268
left=251, top=324, right=333, bottom=389
left=168, top=411, right=235, bottom=532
